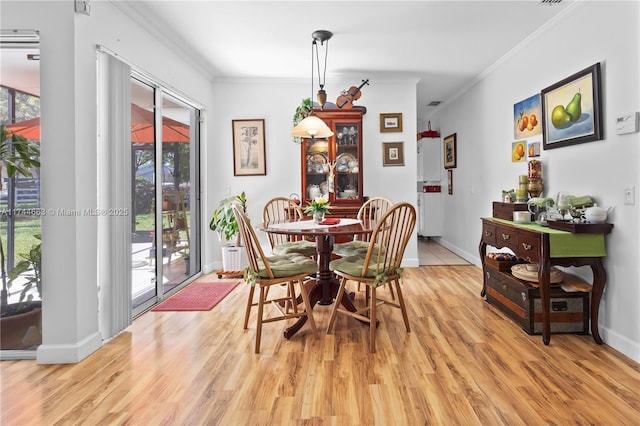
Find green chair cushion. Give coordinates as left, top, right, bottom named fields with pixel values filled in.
left=256, top=253, right=317, bottom=278
left=333, top=240, right=374, bottom=257
left=330, top=255, right=396, bottom=280
left=272, top=240, right=317, bottom=257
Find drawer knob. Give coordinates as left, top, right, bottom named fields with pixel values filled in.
left=485, top=231, right=493, bottom=237
left=501, top=233, right=511, bottom=240
left=521, top=292, right=527, bottom=302
left=522, top=243, right=533, bottom=250
left=502, top=283, right=508, bottom=291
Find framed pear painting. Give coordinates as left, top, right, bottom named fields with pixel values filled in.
left=541, top=63, right=603, bottom=149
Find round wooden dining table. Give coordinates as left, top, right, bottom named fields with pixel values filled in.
left=258, top=217, right=374, bottom=338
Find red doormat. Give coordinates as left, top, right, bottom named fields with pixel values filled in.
left=151, top=281, right=240, bottom=311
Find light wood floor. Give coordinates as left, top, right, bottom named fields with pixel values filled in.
left=418, top=237, right=470, bottom=265
left=2, top=266, right=639, bottom=425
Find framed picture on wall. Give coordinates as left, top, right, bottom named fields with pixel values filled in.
left=380, top=113, right=403, bottom=132
left=232, top=119, right=266, bottom=176
left=443, top=133, right=457, bottom=169
left=541, top=62, right=603, bottom=149
left=447, top=169, right=453, bottom=195
left=382, top=142, right=404, bottom=166
left=513, top=94, right=542, bottom=139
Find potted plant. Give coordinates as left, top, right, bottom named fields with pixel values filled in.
left=209, top=192, right=248, bottom=272
left=292, top=97, right=312, bottom=144
left=304, top=196, right=331, bottom=223
left=0, top=124, right=41, bottom=349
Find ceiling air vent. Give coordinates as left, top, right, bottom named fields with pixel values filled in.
left=427, top=101, right=441, bottom=107
left=540, top=0, right=562, bottom=5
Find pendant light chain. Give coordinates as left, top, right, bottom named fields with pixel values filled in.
left=315, top=39, right=329, bottom=91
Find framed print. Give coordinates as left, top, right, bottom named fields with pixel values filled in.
left=528, top=141, right=541, bottom=158
left=232, top=119, right=266, bottom=176
left=380, top=113, right=403, bottom=132
left=443, top=133, right=457, bottom=169
left=382, top=142, right=404, bottom=166
left=541, top=63, right=603, bottom=150
left=512, top=141, right=527, bottom=162
left=513, top=94, right=542, bottom=139
left=447, top=170, right=453, bottom=195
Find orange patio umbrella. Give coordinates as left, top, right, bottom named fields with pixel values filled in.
left=130, top=104, right=190, bottom=144
left=5, top=116, right=41, bottom=140
left=5, top=105, right=190, bottom=143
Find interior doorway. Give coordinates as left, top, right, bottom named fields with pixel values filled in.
left=418, top=237, right=469, bottom=266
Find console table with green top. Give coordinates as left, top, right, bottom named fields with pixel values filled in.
left=479, top=217, right=612, bottom=345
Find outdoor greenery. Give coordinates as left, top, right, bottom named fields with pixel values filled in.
left=0, top=124, right=41, bottom=313
left=0, top=218, right=40, bottom=261
left=0, top=87, right=40, bottom=125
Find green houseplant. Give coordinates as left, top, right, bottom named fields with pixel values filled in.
left=209, top=192, right=248, bottom=272
left=209, top=191, right=247, bottom=246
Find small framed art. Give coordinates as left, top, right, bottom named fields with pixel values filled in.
left=380, top=113, right=403, bottom=132
left=232, top=119, right=266, bottom=176
left=382, top=142, right=404, bottom=166
left=443, top=133, right=457, bottom=169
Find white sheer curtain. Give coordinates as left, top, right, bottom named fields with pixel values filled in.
left=96, top=47, right=132, bottom=340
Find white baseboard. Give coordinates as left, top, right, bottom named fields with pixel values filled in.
left=601, top=326, right=640, bottom=363
left=36, top=331, right=102, bottom=364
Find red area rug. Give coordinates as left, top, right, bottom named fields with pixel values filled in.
left=151, top=281, right=240, bottom=311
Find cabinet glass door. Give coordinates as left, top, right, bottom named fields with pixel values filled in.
left=300, top=110, right=363, bottom=209
left=303, top=138, right=330, bottom=201
left=334, top=121, right=361, bottom=202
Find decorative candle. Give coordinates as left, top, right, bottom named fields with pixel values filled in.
left=519, top=175, right=528, bottom=184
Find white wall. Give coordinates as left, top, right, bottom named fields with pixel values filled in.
left=426, top=1, right=640, bottom=361
left=2, top=0, right=215, bottom=363
left=206, top=78, right=420, bottom=272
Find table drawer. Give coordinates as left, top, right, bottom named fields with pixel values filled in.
left=482, top=222, right=497, bottom=246
left=495, top=224, right=519, bottom=253
left=517, top=232, right=540, bottom=263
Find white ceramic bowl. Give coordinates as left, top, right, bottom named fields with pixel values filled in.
left=513, top=211, right=532, bottom=223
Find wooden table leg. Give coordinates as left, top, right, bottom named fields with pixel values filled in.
left=283, top=235, right=358, bottom=339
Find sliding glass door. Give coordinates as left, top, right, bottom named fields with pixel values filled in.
left=130, top=77, right=200, bottom=315
left=0, top=33, right=42, bottom=353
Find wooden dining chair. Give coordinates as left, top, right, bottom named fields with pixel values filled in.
left=262, top=197, right=317, bottom=257
left=333, top=196, right=393, bottom=257
left=333, top=196, right=394, bottom=297
left=326, top=202, right=416, bottom=353
left=233, top=204, right=318, bottom=354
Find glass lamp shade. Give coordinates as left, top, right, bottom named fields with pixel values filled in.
left=291, top=115, right=334, bottom=139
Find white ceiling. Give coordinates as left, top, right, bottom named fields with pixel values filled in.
left=122, top=0, right=574, bottom=120
left=2, top=1, right=575, bottom=121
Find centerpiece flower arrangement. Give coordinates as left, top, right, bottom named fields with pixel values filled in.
left=304, top=196, right=331, bottom=223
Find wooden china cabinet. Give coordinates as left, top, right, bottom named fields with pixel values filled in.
left=300, top=109, right=365, bottom=218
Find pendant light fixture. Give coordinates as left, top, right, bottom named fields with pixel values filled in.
left=291, top=30, right=334, bottom=140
